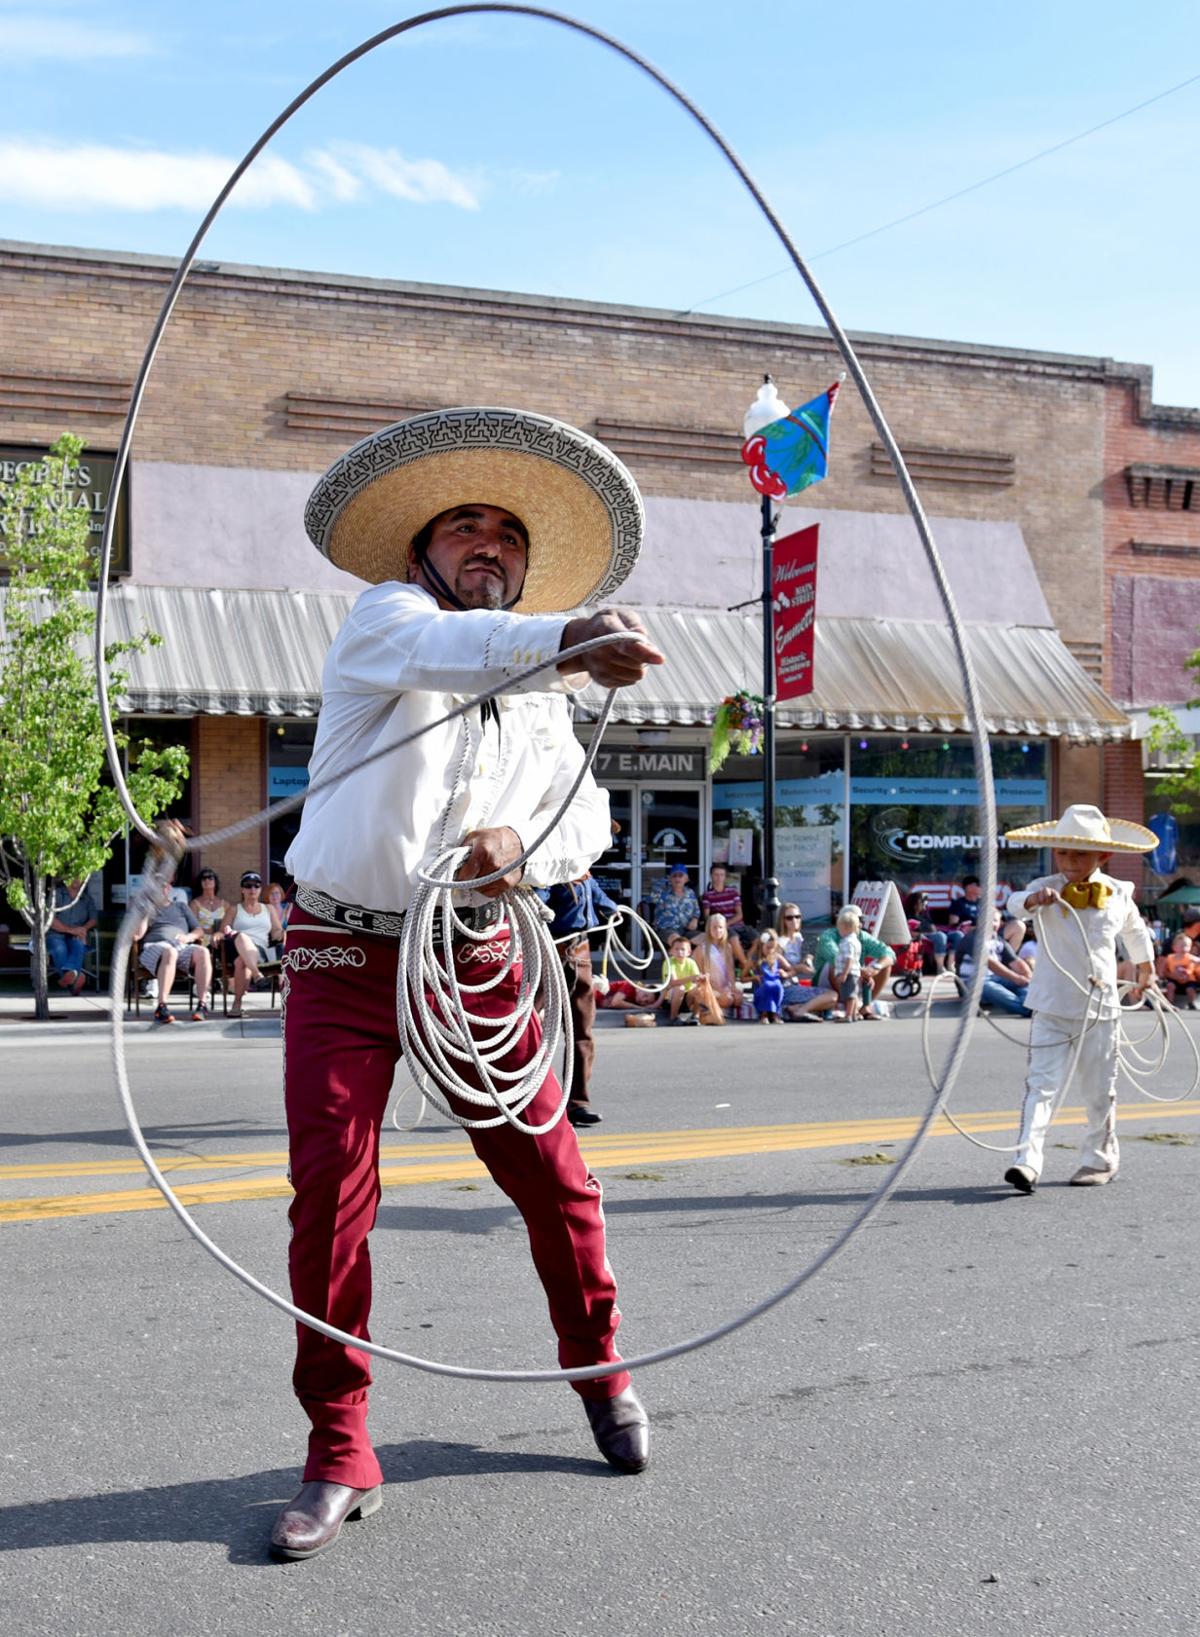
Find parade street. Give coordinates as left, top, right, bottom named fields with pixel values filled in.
left=3, top=1017, right=1198, bottom=1637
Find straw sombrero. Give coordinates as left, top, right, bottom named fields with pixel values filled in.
left=304, top=406, right=644, bottom=613
left=1004, top=803, right=1157, bottom=854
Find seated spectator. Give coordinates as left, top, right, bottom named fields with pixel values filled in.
left=777, top=903, right=814, bottom=1005
left=945, top=875, right=983, bottom=969
left=791, top=906, right=896, bottom=1021
left=1163, top=934, right=1199, bottom=1009
left=1002, top=914, right=1037, bottom=971
left=750, top=928, right=790, bottom=1024
left=695, top=913, right=747, bottom=1017
left=957, top=908, right=1032, bottom=1016
left=265, top=882, right=292, bottom=957
left=652, top=865, right=701, bottom=943
left=133, top=880, right=213, bottom=1024
left=189, top=868, right=227, bottom=946
left=905, top=890, right=948, bottom=974
left=218, top=870, right=284, bottom=1017
left=45, top=875, right=98, bottom=995
left=660, top=932, right=723, bottom=1025
left=700, top=864, right=753, bottom=947
left=594, top=974, right=658, bottom=1010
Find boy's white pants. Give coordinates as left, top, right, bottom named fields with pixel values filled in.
left=1015, top=1010, right=1120, bottom=1179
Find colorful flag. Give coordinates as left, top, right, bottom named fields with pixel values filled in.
left=741, top=380, right=841, bottom=499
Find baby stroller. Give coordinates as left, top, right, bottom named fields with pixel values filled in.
left=890, top=927, right=926, bottom=1000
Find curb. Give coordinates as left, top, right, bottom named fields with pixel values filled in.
left=0, top=1016, right=281, bottom=1044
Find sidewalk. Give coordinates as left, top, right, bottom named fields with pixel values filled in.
left=0, top=984, right=281, bottom=1042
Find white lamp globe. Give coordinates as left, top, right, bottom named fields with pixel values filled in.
left=743, top=376, right=790, bottom=439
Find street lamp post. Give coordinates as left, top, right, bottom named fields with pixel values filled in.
left=743, top=375, right=791, bottom=932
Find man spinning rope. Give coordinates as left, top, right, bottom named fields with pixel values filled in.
left=270, top=407, right=662, bottom=1561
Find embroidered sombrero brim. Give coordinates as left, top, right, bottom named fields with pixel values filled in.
left=1003, top=817, right=1158, bottom=854
left=304, top=407, right=644, bottom=613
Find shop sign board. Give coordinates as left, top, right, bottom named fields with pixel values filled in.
left=851, top=879, right=911, bottom=944
left=0, top=445, right=130, bottom=577
left=772, top=523, right=819, bottom=702
left=593, top=745, right=706, bottom=782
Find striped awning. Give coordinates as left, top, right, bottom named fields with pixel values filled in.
left=573, top=608, right=1131, bottom=743
left=0, top=585, right=1130, bottom=742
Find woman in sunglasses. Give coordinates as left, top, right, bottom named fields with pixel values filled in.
left=218, top=870, right=284, bottom=1016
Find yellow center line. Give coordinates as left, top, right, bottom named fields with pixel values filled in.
left=1, top=1101, right=1196, bottom=1225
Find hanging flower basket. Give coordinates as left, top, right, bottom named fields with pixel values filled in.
left=710, top=689, right=764, bottom=773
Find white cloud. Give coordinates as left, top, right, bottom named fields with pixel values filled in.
left=0, top=138, right=485, bottom=214
left=0, top=141, right=315, bottom=211
left=328, top=141, right=480, bottom=211
left=0, top=15, right=158, bottom=59
left=304, top=149, right=363, bottom=203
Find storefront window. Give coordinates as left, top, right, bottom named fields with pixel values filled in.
left=268, top=721, right=317, bottom=886
left=848, top=736, right=1048, bottom=902
left=107, top=717, right=195, bottom=907
left=712, top=739, right=845, bottom=926
left=711, top=734, right=1050, bottom=928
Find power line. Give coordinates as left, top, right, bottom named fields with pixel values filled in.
left=678, top=69, right=1200, bottom=316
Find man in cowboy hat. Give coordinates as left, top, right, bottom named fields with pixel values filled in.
left=270, top=408, right=662, bottom=1561
left=999, top=803, right=1157, bottom=1195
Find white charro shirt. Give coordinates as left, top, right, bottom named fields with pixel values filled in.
left=1005, top=871, right=1153, bottom=1020
left=285, top=582, right=611, bottom=912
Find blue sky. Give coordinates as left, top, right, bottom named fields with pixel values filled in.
left=2, top=0, right=1198, bottom=405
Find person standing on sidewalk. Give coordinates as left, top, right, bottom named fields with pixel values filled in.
left=540, top=873, right=621, bottom=1127
left=271, top=407, right=662, bottom=1561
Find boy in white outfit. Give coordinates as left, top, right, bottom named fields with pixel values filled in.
left=999, top=804, right=1157, bottom=1194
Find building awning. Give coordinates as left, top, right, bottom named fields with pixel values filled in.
left=90, top=585, right=355, bottom=717
left=0, top=586, right=1129, bottom=742
left=574, top=609, right=1131, bottom=743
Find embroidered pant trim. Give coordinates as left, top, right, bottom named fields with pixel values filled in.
left=283, top=912, right=630, bottom=1489
left=1015, top=1009, right=1120, bottom=1179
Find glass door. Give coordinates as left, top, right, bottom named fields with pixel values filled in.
left=635, top=786, right=705, bottom=919
left=592, top=784, right=636, bottom=914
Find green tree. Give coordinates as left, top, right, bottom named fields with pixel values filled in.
left=0, top=434, right=188, bottom=1019
left=1145, top=702, right=1198, bottom=804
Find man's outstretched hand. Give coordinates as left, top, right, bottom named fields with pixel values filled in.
left=456, top=826, right=525, bottom=898
left=559, top=609, right=664, bottom=689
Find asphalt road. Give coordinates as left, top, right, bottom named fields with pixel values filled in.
left=2, top=1016, right=1198, bottom=1637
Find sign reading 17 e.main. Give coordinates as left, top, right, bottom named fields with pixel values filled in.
left=0, top=446, right=130, bottom=577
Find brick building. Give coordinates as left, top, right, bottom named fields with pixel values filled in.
left=2, top=237, right=1176, bottom=927
left=1102, top=372, right=1200, bottom=887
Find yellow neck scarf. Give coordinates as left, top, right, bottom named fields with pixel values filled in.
left=1061, top=878, right=1112, bottom=911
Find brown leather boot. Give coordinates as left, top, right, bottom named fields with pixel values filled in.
left=583, top=1387, right=650, bottom=1474
left=269, top=1480, right=382, bottom=1560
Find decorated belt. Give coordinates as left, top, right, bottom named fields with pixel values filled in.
left=295, top=885, right=503, bottom=942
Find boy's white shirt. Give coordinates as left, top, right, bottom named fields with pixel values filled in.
left=1006, top=871, right=1153, bottom=1020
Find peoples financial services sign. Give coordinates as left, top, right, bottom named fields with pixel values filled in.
left=0, top=446, right=130, bottom=577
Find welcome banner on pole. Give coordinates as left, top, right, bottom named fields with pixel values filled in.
left=772, top=523, right=819, bottom=702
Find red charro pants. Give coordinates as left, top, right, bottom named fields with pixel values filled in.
left=282, top=912, right=631, bottom=1488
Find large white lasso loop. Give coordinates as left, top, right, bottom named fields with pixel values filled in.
left=93, top=4, right=1008, bottom=1383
